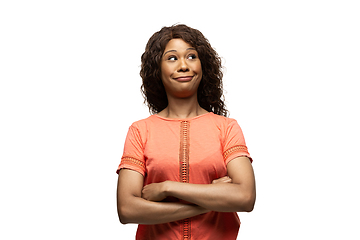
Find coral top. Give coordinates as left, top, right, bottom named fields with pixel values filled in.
left=117, top=112, right=252, bottom=240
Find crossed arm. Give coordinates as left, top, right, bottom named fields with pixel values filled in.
left=116, top=156, right=256, bottom=225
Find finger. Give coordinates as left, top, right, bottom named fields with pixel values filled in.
left=212, top=177, right=225, bottom=184
left=212, top=176, right=232, bottom=184
left=223, top=178, right=232, bottom=183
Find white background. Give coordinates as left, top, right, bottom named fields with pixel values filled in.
left=1, top=0, right=359, bottom=239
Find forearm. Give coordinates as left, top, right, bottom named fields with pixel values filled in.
left=164, top=181, right=255, bottom=212
left=118, top=196, right=208, bottom=225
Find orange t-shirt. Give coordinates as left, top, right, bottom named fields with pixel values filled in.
left=117, top=112, right=252, bottom=240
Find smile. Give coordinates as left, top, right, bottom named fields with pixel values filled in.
left=173, top=76, right=193, bottom=82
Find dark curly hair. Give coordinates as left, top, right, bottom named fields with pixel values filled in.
left=140, top=24, right=228, bottom=117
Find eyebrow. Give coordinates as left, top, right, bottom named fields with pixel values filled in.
left=163, top=48, right=196, bottom=56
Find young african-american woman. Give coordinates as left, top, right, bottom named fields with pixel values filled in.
left=116, top=24, right=256, bottom=240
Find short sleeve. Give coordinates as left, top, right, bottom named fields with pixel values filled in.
left=223, top=119, right=252, bottom=165
left=116, top=125, right=146, bottom=176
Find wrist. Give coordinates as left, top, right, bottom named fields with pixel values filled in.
left=163, top=180, right=177, bottom=197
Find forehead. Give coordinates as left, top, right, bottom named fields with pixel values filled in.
left=164, top=38, right=195, bottom=52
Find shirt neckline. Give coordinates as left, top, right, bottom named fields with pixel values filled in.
left=153, top=112, right=213, bottom=121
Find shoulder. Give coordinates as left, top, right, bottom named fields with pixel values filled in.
left=128, top=115, right=160, bottom=132
left=208, top=112, right=239, bottom=129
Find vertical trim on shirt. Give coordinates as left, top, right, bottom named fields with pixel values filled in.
left=179, top=121, right=191, bottom=240
left=179, top=121, right=190, bottom=183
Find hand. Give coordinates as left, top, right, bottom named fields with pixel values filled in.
left=212, top=176, right=232, bottom=184
left=142, top=181, right=168, bottom=202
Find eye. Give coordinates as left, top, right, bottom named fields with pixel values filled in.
left=168, top=56, right=177, bottom=61
left=188, top=54, right=197, bottom=60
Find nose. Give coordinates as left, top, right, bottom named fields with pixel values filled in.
left=177, top=58, right=189, bottom=72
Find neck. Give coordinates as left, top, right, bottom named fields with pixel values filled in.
left=161, top=94, right=207, bottom=119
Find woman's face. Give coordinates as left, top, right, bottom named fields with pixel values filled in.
left=160, top=38, right=202, bottom=99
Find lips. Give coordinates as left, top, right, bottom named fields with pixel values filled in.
left=173, top=76, right=193, bottom=82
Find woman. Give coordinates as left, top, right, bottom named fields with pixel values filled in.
left=116, top=24, right=256, bottom=240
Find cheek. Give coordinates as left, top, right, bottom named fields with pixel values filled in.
left=160, top=64, right=173, bottom=79
left=194, top=62, right=202, bottom=77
